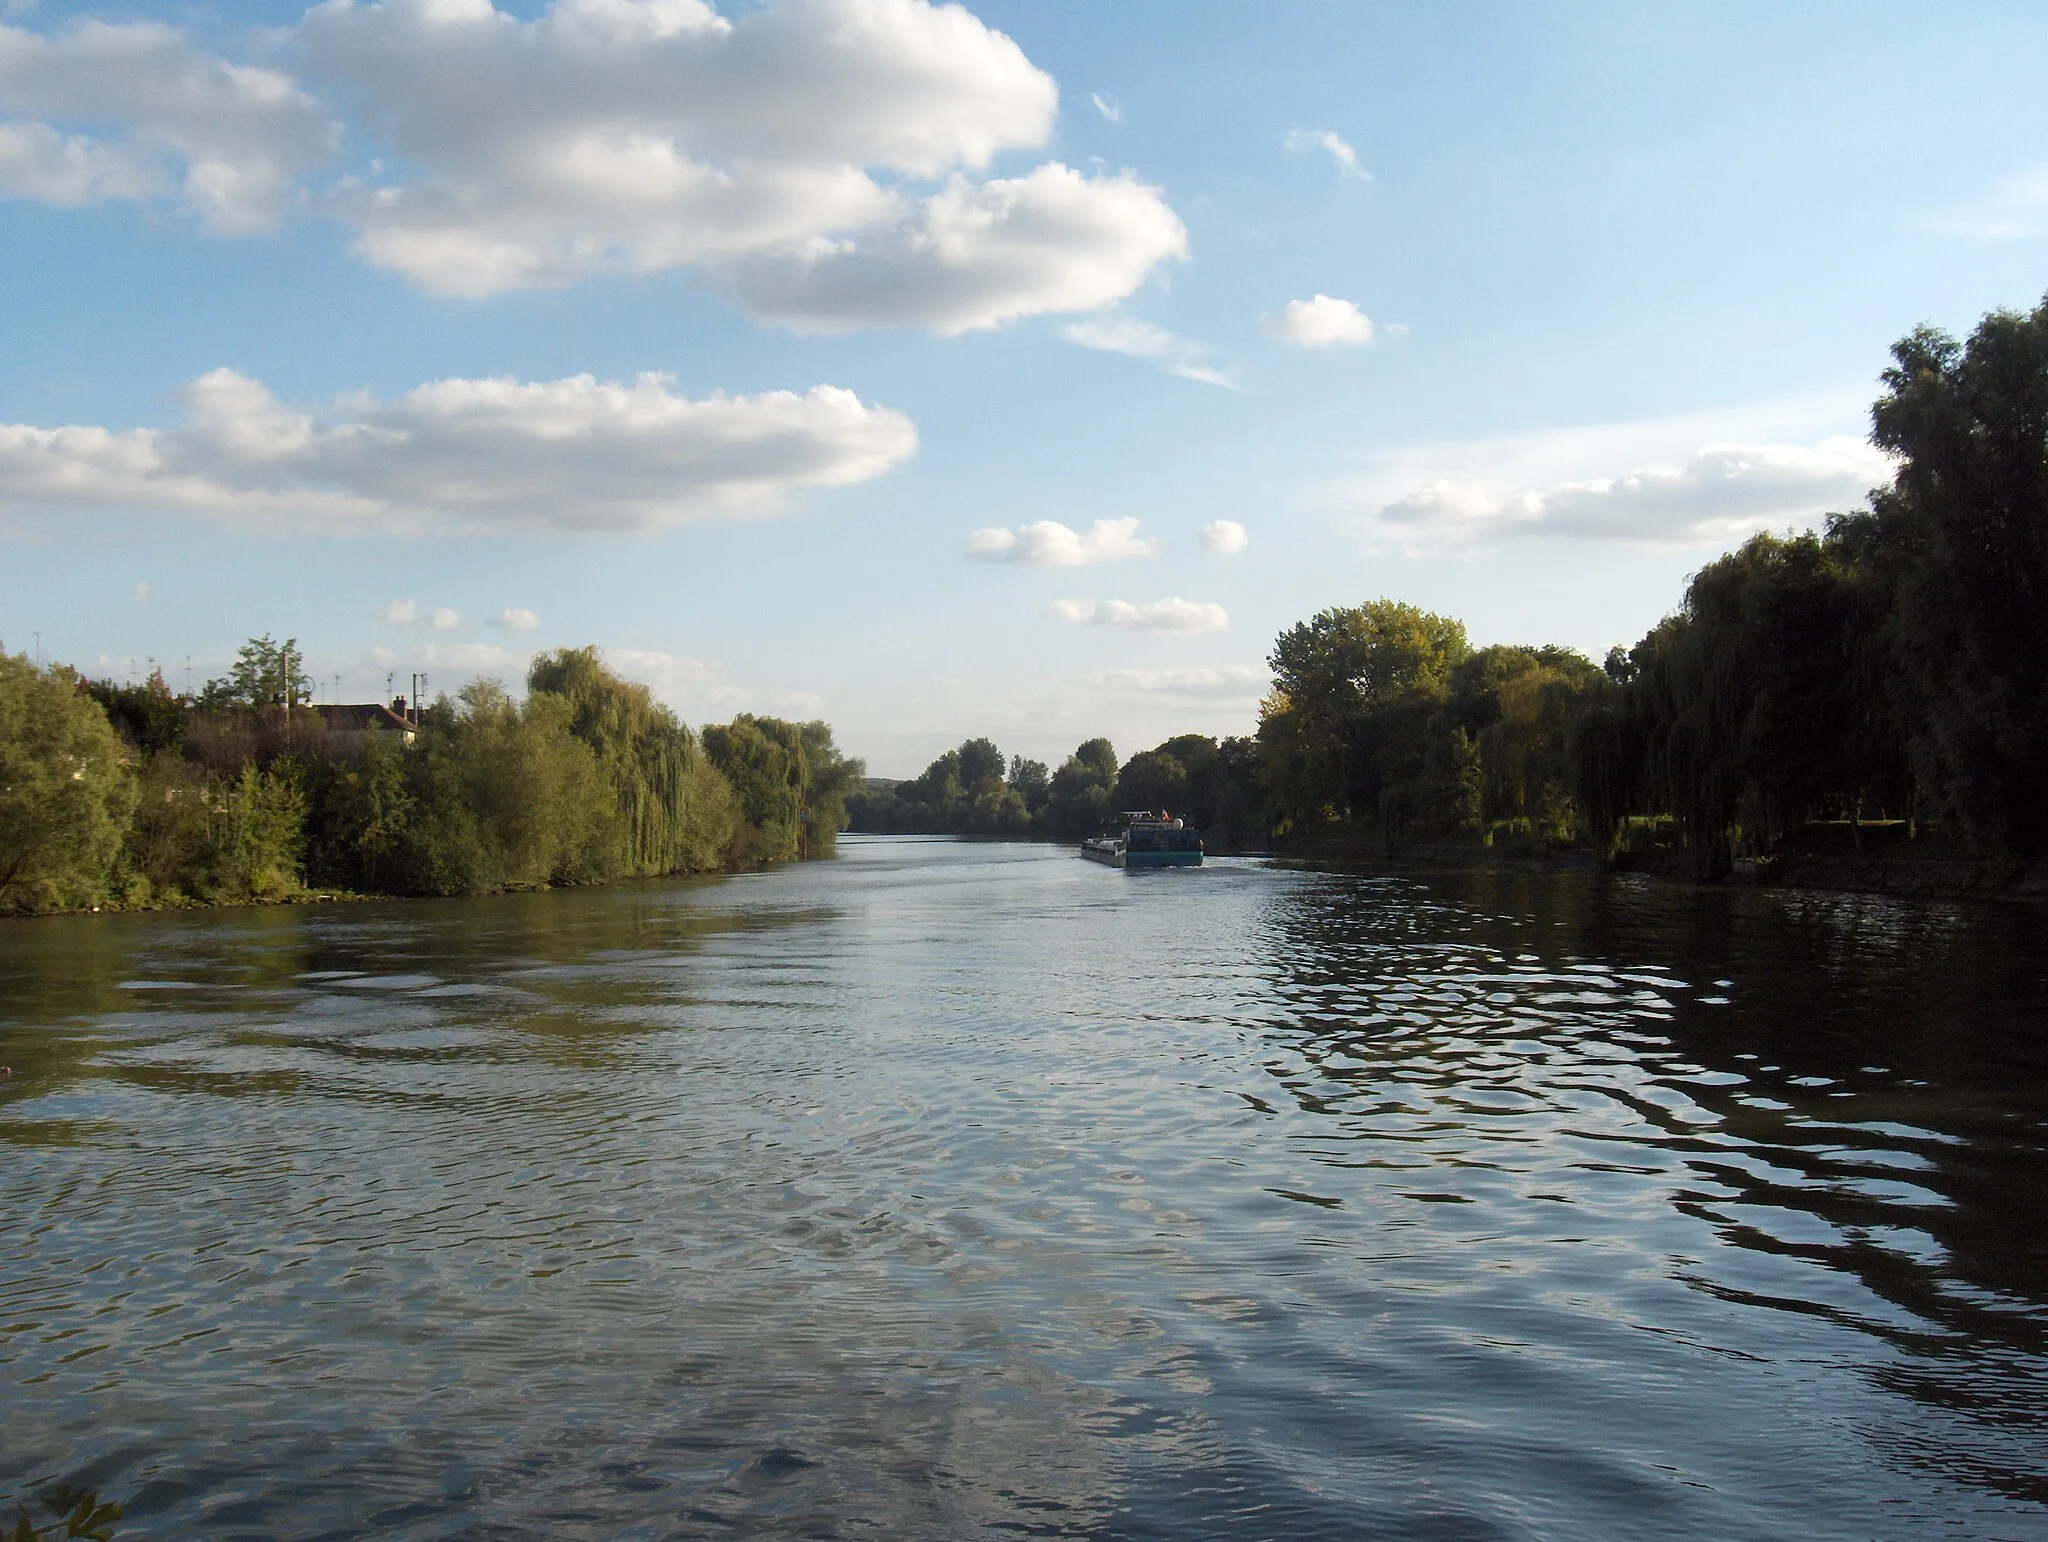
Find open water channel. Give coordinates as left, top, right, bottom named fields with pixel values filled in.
left=3, top=837, right=2047, bottom=1538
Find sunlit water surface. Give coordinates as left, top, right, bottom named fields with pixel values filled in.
left=4, top=838, right=2047, bottom=1538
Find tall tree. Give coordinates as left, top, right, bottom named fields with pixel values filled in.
left=0, top=656, right=136, bottom=912
left=1870, top=297, right=2048, bottom=855
left=200, top=635, right=312, bottom=711
left=1261, top=599, right=1468, bottom=837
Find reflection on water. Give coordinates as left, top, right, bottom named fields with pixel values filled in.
left=3, top=841, right=2046, bottom=1538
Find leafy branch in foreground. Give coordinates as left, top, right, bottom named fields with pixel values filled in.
left=7, top=1485, right=122, bottom=1542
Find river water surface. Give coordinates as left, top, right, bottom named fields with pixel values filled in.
left=4, top=838, right=2047, bottom=1538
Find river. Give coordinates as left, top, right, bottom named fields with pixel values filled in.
left=3, top=837, right=2046, bottom=1538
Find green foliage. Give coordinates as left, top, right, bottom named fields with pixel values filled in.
left=1008, top=755, right=1051, bottom=817
left=85, top=671, right=186, bottom=754
left=1044, top=737, right=1118, bottom=838
left=0, top=656, right=136, bottom=913
left=1260, top=599, right=1469, bottom=842
left=1570, top=529, right=1911, bottom=875
left=120, top=750, right=215, bottom=901
left=8, top=1485, right=122, bottom=1541
left=1868, top=296, right=2048, bottom=855
left=1456, top=646, right=1607, bottom=841
left=1, top=637, right=858, bottom=912
left=846, top=738, right=1040, bottom=835
left=297, top=730, right=412, bottom=892
left=197, top=763, right=305, bottom=901
left=702, top=713, right=862, bottom=861
left=389, top=682, right=612, bottom=894
left=526, top=646, right=738, bottom=875
left=198, top=634, right=311, bottom=711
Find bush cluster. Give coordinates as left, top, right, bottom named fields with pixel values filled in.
left=0, top=646, right=860, bottom=915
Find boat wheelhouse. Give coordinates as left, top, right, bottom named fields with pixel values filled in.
left=1080, top=810, right=1204, bottom=869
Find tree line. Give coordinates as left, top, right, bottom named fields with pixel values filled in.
left=858, top=295, right=2048, bottom=881
left=0, top=643, right=861, bottom=914
left=846, top=732, right=1264, bottom=848
left=7, top=296, right=2042, bottom=903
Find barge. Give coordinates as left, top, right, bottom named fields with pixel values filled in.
left=1080, top=811, right=1204, bottom=869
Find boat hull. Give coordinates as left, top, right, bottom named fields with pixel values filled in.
left=1080, top=843, right=1125, bottom=867
left=1125, top=849, right=1201, bottom=869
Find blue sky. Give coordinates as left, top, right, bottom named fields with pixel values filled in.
left=1, top=0, right=2044, bottom=775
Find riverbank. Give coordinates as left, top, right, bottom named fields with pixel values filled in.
left=0, top=863, right=778, bottom=922
left=1274, top=822, right=2048, bottom=903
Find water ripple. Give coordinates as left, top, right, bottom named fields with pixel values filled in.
left=2, top=846, right=2046, bottom=1536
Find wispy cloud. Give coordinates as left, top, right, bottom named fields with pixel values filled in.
left=1051, top=596, right=1229, bottom=633
left=966, top=516, right=1161, bottom=566
left=487, top=608, right=538, bottom=631
left=1061, top=316, right=1235, bottom=387
left=1929, top=164, right=2048, bottom=241
left=366, top=641, right=522, bottom=677
left=1283, top=128, right=1369, bottom=181
left=1090, top=91, right=1122, bottom=123
left=1353, top=394, right=1893, bottom=549
left=1091, top=664, right=1267, bottom=699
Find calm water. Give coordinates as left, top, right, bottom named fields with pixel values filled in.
left=4, top=838, right=2047, bottom=1539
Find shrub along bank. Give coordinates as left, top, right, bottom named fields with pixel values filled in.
left=0, top=644, right=860, bottom=916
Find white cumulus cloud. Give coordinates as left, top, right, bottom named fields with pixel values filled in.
left=0, top=1, right=1190, bottom=329
left=716, top=163, right=1187, bottom=334
left=377, top=598, right=460, bottom=628
left=1061, top=314, right=1232, bottom=387
left=1377, top=436, right=1893, bottom=547
left=0, top=18, right=337, bottom=232
left=304, top=0, right=1182, bottom=324
left=0, top=366, right=917, bottom=534
left=1283, top=127, right=1368, bottom=181
left=966, top=516, right=1161, bottom=566
left=1264, top=294, right=1373, bottom=348
left=1051, top=596, right=1228, bottom=633
left=1199, top=518, right=1247, bottom=553
left=488, top=607, right=539, bottom=630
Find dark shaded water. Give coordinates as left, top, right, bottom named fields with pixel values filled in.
left=3, top=838, right=2047, bottom=1539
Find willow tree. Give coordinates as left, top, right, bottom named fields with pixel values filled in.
left=527, top=646, right=735, bottom=875
left=701, top=714, right=862, bottom=861
left=1592, top=529, right=1896, bottom=874
left=1870, top=296, right=2048, bottom=856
